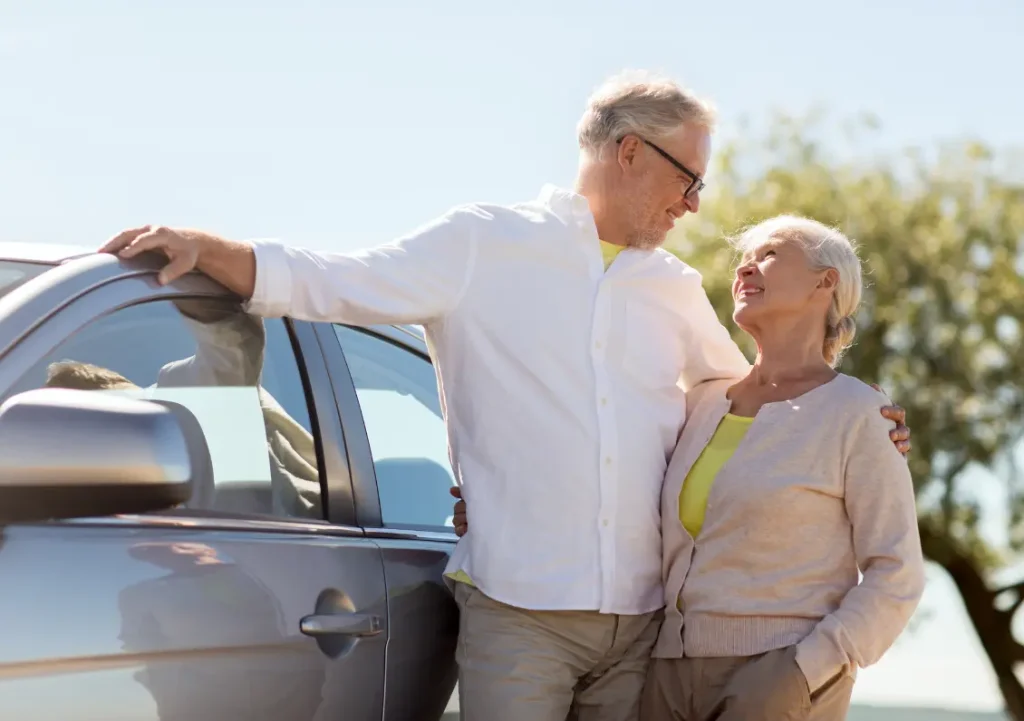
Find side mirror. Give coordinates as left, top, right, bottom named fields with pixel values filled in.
left=0, top=389, right=206, bottom=523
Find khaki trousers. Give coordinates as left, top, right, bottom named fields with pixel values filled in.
left=454, top=583, right=661, bottom=721
left=640, top=646, right=853, bottom=721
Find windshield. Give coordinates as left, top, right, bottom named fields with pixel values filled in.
left=0, top=261, right=52, bottom=300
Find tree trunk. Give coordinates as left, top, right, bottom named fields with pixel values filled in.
left=920, top=524, right=1024, bottom=719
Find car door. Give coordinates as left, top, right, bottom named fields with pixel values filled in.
left=320, top=323, right=461, bottom=721
left=0, top=266, right=387, bottom=721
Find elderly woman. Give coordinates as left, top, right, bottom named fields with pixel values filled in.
left=640, top=215, right=925, bottom=720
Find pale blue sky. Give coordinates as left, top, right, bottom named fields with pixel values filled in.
left=3, top=0, right=1023, bottom=712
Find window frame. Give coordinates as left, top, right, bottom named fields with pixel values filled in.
left=0, top=262, right=362, bottom=535
left=321, top=323, right=458, bottom=543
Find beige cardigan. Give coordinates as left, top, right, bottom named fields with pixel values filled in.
left=653, top=374, right=925, bottom=694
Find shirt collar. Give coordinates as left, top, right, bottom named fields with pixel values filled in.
left=538, top=185, right=593, bottom=223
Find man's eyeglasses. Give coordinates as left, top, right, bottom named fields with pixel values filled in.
left=617, top=136, right=706, bottom=199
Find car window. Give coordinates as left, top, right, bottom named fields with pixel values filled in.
left=9, top=298, right=323, bottom=520
left=0, top=260, right=51, bottom=298
left=334, top=326, right=456, bottom=531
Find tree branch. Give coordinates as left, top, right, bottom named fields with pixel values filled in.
left=996, top=580, right=1024, bottom=619
left=940, top=455, right=971, bottom=532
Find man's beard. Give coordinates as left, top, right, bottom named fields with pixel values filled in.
left=622, top=184, right=669, bottom=250
left=625, top=226, right=667, bottom=250
left=624, top=211, right=668, bottom=250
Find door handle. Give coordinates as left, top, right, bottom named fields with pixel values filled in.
left=300, top=612, right=382, bottom=638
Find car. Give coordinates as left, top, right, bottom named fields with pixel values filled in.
left=0, top=242, right=461, bottom=720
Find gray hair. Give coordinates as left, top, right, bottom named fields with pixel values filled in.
left=577, top=70, right=717, bottom=157
left=732, top=215, right=863, bottom=367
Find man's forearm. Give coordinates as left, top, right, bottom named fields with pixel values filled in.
left=195, top=233, right=257, bottom=299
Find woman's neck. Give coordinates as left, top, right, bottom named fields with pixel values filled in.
left=746, top=322, right=833, bottom=387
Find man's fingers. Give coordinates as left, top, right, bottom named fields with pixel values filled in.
left=890, top=421, right=911, bottom=455
left=99, top=225, right=151, bottom=254
left=890, top=426, right=910, bottom=443
left=157, top=254, right=195, bottom=286
left=451, top=488, right=467, bottom=537
left=119, top=227, right=173, bottom=258
left=101, top=226, right=198, bottom=285
left=453, top=510, right=467, bottom=537
left=881, top=405, right=906, bottom=424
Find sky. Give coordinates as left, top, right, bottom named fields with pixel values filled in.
left=2, top=0, right=1023, bottom=712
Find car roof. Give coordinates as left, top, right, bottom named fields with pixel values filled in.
left=0, top=242, right=94, bottom=265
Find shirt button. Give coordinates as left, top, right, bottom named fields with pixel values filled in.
left=605, top=457, right=613, bottom=465
left=600, top=397, right=608, bottom=406
left=594, top=341, right=603, bottom=350
left=602, top=519, right=610, bottom=527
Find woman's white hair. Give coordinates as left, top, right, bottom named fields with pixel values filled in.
left=732, top=215, right=864, bottom=367
left=577, top=70, right=716, bottom=157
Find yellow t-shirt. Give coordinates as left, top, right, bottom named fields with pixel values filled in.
left=678, top=413, right=754, bottom=538
left=447, top=240, right=627, bottom=588
left=600, top=239, right=626, bottom=270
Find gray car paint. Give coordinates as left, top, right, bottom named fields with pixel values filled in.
left=0, top=246, right=459, bottom=720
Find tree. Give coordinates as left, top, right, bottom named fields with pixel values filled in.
left=667, top=114, right=1024, bottom=716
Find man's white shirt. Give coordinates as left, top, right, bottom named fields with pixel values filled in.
left=245, top=185, right=750, bottom=615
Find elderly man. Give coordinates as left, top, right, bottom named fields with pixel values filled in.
left=100, top=71, right=909, bottom=721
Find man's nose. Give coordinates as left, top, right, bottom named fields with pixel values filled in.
left=684, top=192, right=700, bottom=214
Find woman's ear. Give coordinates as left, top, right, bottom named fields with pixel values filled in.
left=818, top=267, right=840, bottom=290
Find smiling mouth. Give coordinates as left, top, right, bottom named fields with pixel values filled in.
left=737, top=288, right=763, bottom=298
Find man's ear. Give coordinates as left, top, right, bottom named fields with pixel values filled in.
left=617, top=135, right=642, bottom=170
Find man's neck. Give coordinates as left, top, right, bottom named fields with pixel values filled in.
left=576, top=173, right=631, bottom=246
left=590, top=207, right=631, bottom=246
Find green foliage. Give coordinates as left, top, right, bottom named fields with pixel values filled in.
left=666, top=113, right=1024, bottom=570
